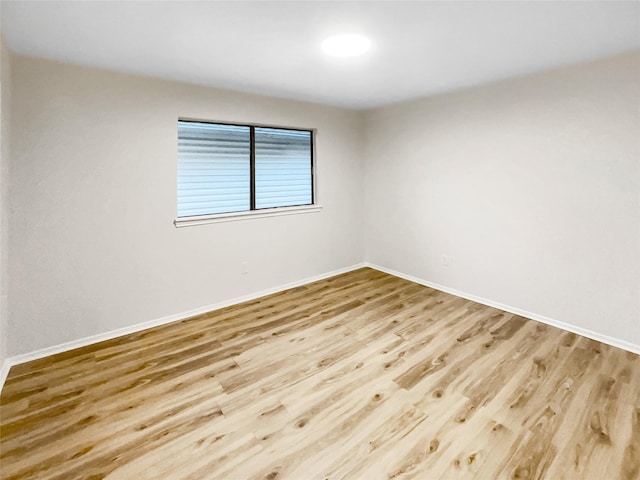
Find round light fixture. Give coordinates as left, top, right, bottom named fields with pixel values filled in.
left=322, top=34, right=371, bottom=57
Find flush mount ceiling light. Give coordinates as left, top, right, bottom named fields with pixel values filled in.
left=322, top=34, right=371, bottom=57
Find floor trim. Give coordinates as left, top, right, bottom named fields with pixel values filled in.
left=0, top=263, right=366, bottom=393
left=0, top=358, right=10, bottom=395
left=3, top=261, right=636, bottom=394
left=365, top=262, right=640, bottom=356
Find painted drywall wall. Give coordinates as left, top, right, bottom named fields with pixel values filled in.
left=9, top=56, right=364, bottom=356
left=6, top=49, right=639, bottom=360
left=364, top=51, right=640, bottom=348
left=0, top=37, right=11, bottom=370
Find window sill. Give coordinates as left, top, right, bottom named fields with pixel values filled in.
left=174, top=205, right=323, bottom=227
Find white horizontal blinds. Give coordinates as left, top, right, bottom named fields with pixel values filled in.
left=255, top=127, right=312, bottom=209
left=177, top=121, right=251, bottom=217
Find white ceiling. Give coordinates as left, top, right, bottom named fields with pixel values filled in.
left=1, top=1, right=639, bottom=110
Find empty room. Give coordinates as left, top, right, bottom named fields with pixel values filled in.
left=0, top=1, right=638, bottom=479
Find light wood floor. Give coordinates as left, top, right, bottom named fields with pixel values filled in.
left=1, top=268, right=638, bottom=480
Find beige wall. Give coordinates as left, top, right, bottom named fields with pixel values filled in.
left=364, top=51, right=640, bottom=350
left=0, top=37, right=11, bottom=369
left=6, top=49, right=640, bottom=359
left=9, top=56, right=364, bottom=356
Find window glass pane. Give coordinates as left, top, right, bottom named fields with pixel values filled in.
left=255, top=128, right=312, bottom=209
left=177, top=121, right=250, bottom=217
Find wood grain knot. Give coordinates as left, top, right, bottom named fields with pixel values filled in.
left=318, top=358, right=333, bottom=367
left=512, top=466, right=530, bottom=479
left=71, top=446, right=93, bottom=459
left=78, top=415, right=97, bottom=426
left=153, top=430, right=170, bottom=439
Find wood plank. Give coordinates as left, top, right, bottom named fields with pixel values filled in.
left=0, top=267, right=637, bottom=480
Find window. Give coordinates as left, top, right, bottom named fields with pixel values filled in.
left=177, top=120, right=315, bottom=221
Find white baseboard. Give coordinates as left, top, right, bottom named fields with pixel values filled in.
left=0, top=357, right=10, bottom=393
left=0, top=263, right=366, bottom=393
left=365, top=262, right=640, bottom=355
left=3, top=261, right=636, bottom=394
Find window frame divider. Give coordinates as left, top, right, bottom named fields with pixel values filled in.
left=250, top=126, right=256, bottom=210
